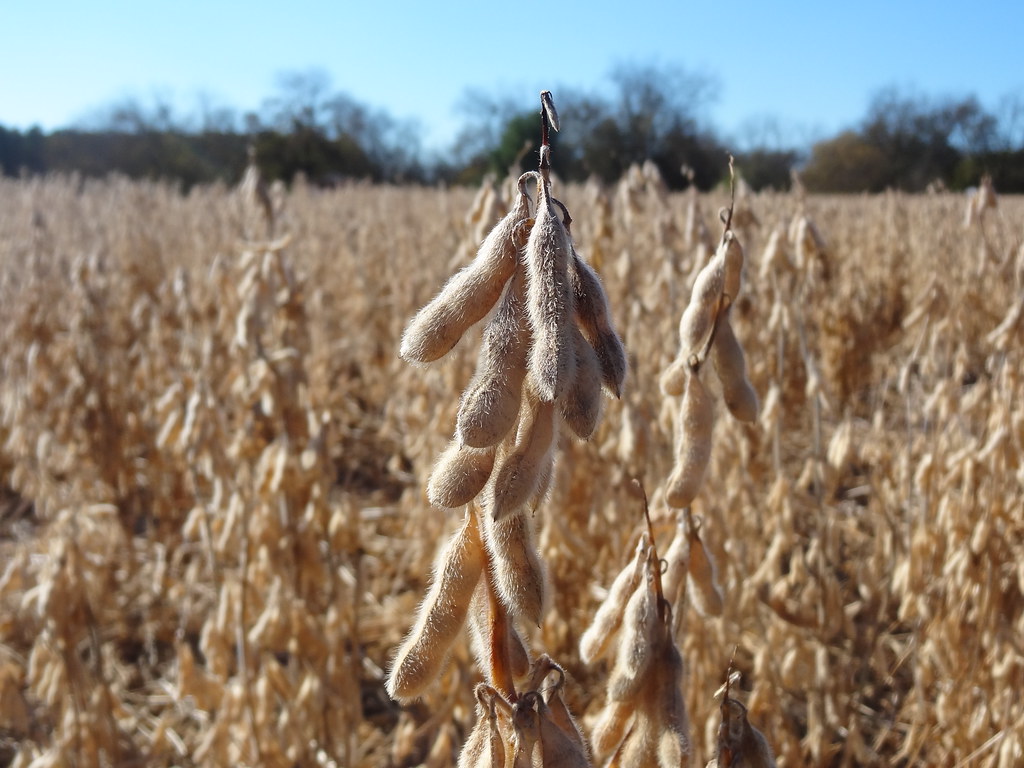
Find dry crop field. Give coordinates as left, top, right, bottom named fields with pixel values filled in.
left=0, top=166, right=1022, bottom=767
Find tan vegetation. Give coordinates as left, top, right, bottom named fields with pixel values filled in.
left=0, top=166, right=1023, bottom=766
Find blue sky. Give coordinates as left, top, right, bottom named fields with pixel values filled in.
left=4, top=0, right=1022, bottom=152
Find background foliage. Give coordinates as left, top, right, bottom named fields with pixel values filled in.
left=3, top=67, right=1023, bottom=191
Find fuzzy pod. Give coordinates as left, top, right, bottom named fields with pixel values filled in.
left=543, top=684, right=588, bottom=758
left=659, top=521, right=690, bottom=608
left=579, top=538, right=647, bottom=663
left=591, top=699, right=635, bottom=759
left=657, top=715, right=690, bottom=768
left=386, top=510, right=486, bottom=701
left=570, top=252, right=628, bottom=398
left=559, top=325, right=603, bottom=440
left=712, top=313, right=759, bottom=423
left=457, top=261, right=531, bottom=448
left=525, top=656, right=588, bottom=757
left=665, top=372, right=714, bottom=508
left=642, top=630, right=690, bottom=768
left=660, top=356, right=689, bottom=398
left=678, top=254, right=725, bottom=363
left=687, top=521, right=724, bottom=617
left=608, top=559, right=659, bottom=702
left=535, top=693, right=590, bottom=768
left=525, top=191, right=576, bottom=402
left=611, top=721, right=658, bottom=768
left=487, top=393, right=556, bottom=520
left=511, top=695, right=542, bottom=768
left=721, top=230, right=744, bottom=302
left=507, top=619, right=532, bottom=683
left=465, top=584, right=493, bottom=679
left=427, top=439, right=495, bottom=509
left=458, top=686, right=507, bottom=768
left=541, top=90, right=560, bottom=131
left=400, top=190, right=530, bottom=364
left=483, top=510, right=547, bottom=625
left=527, top=445, right=556, bottom=513
left=717, top=699, right=777, bottom=768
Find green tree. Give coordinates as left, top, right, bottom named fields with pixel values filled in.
left=734, top=149, right=801, bottom=191
left=254, top=126, right=374, bottom=184
left=0, top=125, right=46, bottom=175
left=802, top=131, right=890, bottom=192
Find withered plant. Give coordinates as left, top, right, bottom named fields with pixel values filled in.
left=1, top=115, right=1023, bottom=768
left=387, top=91, right=625, bottom=766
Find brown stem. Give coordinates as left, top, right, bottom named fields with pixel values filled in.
left=538, top=90, right=558, bottom=187
left=719, top=649, right=739, bottom=766
left=484, top=552, right=517, bottom=702
left=717, top=154, right=737, bottom=242
left=633, top=479, right=667, bottom=621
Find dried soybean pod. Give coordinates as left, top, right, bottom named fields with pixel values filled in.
left=579, top=538, right=646, bottom=663
left=541, top=89, right=560, bottom=132
left=543, top=681, right=588, bottom=756
left=526, top=656, right=588, bottom=755
left=646, top=629, right=690, bottom=768
left=527, top=445, right=555, bottom=513
left=665, top=372, right=714, bottom=509
left=721, top=230, right=744, bottom=302
left=559, top=325, right=603, bottom=439
left=592, top=699, right=635, bottom=758
left=608, top=557, right=659, bottom=701
left=457, top=261, right=531, bottom=448
left=483, top=510, right=547, bottom=625
left=458, top=685, right=507, bottom=768
left=658, top=724, right=689, bottom=768
left=400, top=178, right=532, bottom=364
left=659, top=520, right=690, bottom=607
left=712, top=312, right=759, bottom=423
left=570, top=251, right=627, bottom=398
left=487, top=713, right=510, bottom=768
left=386, top=509, right=485, bottom=701
left=687, top=516, right=724, bottom=617
left=611, top=720, right=658, bottom=768
left=466, top=581, right=494, bottom=676
left=718, top=698, right=776, bottom=768
left=660, top=355, right=689, bottom=397
left=678, top=253, right=725, bottom=363
left=511, top=694, right=541, bottom=768
left=506, top=619, right=531, bottom=683
left=525, top=186, right=575, bottom=402
left=457, top=707, right=490, bottom=768
left=488, top=391, right=556, bottom=520
left=427, top=439, right=495, bottom=509
left=535, top=693, right=590, bottom=768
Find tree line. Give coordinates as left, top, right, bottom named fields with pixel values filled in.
left=2, top=68, right=1023, bottom=192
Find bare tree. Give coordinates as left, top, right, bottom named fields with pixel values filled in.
left=262, top=68, right=334, bottom=131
